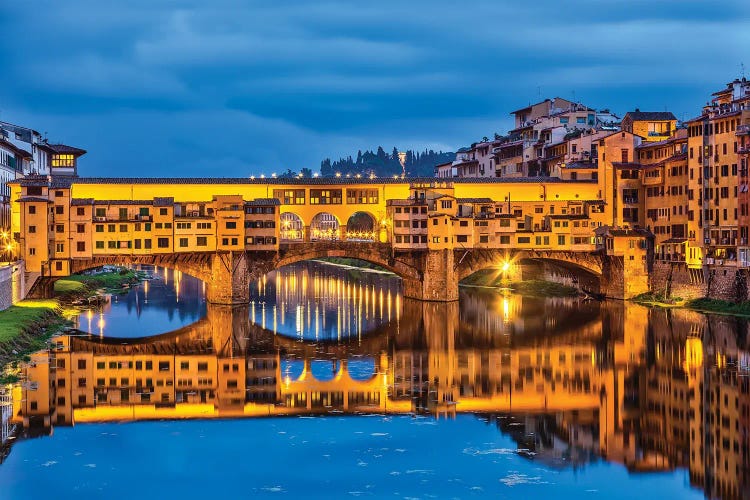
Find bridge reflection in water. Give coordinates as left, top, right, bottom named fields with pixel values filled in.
left=6, top=294, right=750, bottom=498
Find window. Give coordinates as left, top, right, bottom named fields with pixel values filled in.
left=225, top=221, right=237, bottom=229
left=55, top=243, right=64, bottom=253
left=346, top=189, right=379, bottom=204
left=197, top=236, right=207, bottom=246
left=198, top=362, right=208, bottom=372
left=309, top=189, right=342, bottom=205
left=55, top=205, right=64, bottom=214
left=95, top=225, right=103, bottom=233
left=51, top=154, right=75, bottom=167
left=500, top=235, right=510, bottom=244
left=558, top=235, right=565, bottom=245
left=159, top=208, right=168, bottom=216
left=95, top=241, right=104, bottom=249
left=176, top=222, right=191, bottom=229
left=76, top=224, right=85, bottom=233
left=440, top=200, right=453, bottom=209
left=27, top=205, right=36, bottom=215
left=273, top=189, right=305, bottom=205
left=119, top=224, right=127, bottom=232
left=179, top=237, right=188, bottom=247
left=56, top=224, right=64, bottom=233
left=144, top=239, right=152, bottom=249
left=28, top=225, right=36, bottom=233
left=157, top=238, right=170, bottom=248
left=108, top=224, right=115, bottom=232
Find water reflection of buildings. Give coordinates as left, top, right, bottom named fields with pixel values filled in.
left=7, top=294, right=750, bottom=498
left=250, top=262, right=402, bottom=340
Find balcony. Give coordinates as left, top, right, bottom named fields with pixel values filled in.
left=737, top=124, right=750, bottom=136
left=622, top=197, right=639, bottom=204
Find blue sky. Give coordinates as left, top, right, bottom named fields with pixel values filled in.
left=1, top=0, right=748, bottom=177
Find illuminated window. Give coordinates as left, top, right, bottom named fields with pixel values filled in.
left=51, top=154, right=75, bottom=167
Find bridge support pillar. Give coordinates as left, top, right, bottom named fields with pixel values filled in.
left=207, top=252, right=250, bottom=304
left=600, top=255, right=649, bottom=299
left=403, top=249, right=459, bottom=302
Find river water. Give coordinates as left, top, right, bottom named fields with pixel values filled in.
left=0, top=260, right=747, bottom=498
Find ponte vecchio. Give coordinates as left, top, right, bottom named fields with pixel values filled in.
left=9, top=175, right=652, bottom=302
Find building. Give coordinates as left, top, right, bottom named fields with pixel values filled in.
left=622, top=110, right=678, bottom=142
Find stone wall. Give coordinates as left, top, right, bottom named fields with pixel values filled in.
left=649, top=262, right=705, bottom=301
left=0, top=261, right=25, bottom=312
left=706, top=266, right=748, bottom=303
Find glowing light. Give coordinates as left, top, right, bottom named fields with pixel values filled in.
left=501, top=261, right=510, bottom=272
left=335, top=173, right=341, bottom=178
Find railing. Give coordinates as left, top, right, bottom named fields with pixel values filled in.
left=737, top=124, right=750, bottom=135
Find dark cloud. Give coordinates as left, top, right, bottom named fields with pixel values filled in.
left=0, top=0, right=748, bottom=176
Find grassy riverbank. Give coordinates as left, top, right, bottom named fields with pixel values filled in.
left=1, top=267, right=144, bottom=375
left=460, top=270, right=578, bottom=297
left=315, top=257, right=391, bottom=272
left=54, top=267, right=143, bottom=296
left=0, top=299, right=71, bottom=378
left=632, top=292, right=750, bottom=317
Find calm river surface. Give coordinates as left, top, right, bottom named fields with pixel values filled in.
left=1, top=260, right=747, bottom=498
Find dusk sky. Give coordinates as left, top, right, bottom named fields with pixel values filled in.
left=1, top=0, right=748, bottom=177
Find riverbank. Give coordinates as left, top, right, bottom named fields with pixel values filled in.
left=460, top=270, right=578, bottom=297
left=632, top=292, right=750, bottom=318
left=54, top=267, right=145, bottom=298
left=0, top=299, right=71, bottom=381
left=0, top=267, right=146, bottom=377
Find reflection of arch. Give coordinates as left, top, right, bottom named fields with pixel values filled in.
left=345, top=211, right=376, bottom=241
left=280, top=212, right=304, bottom=242
left=310, top=212, right=340, bottom=241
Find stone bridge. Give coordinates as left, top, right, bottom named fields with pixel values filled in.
left=35, top=242, right=632, bottom=303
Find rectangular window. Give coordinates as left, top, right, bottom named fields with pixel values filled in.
left=95, top=241, right=104, bottom=249
left=225, top=221, right=237, bottom=229
left=309, top=189, right=343, bottom=205
left=55, top=205, right=64, bottom=215
left=157, top=238, right=170, bottom=248
left=273, top=189, right=305, bottom=205
left=76, top=242, right=86, bottom=252
left=197, top=236, right=207, bottom=246
left=144, top=239, right=152, bottom=249
left=179, top=237, right=188, bottom=247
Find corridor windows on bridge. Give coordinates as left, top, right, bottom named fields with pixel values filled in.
left=346, top=189, right=378, bottom=204
left=273, top=189, right=305, bottom=205
left=310, top=189, right=342, bottom=205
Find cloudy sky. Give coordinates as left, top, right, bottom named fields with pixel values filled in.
left=1, top=0, right=748, bottom=177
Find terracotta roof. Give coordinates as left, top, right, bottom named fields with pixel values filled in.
left=60, top=176, right=594, bottom=185
left=624, top=111, right=676, bottom=121
left=37, top=143, right=87, bottom=156
left=245, top=198, right=281, bottom=206
left=16, top=196, right=53, bottom=203
left=456, top=197, right=494, bottom=204
left=70, top=198, right=94, bottom=206
left=564, top=161, right=598, bottom=169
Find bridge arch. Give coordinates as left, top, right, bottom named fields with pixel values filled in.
left=455, top=249, right=605, bottom=292
left=310, top=212, right=341, bottom=241
left=280, top=212, right=305, bottom=242
left=345, top=211, right=377, bottom=241
left=67, top=254, right=214, bottom=285
left=272, top=242, right=422, bottom=284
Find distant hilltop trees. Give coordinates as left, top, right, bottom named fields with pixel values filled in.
left=320, top=147, right=454, bottom=178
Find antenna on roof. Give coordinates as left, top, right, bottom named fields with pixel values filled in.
left=742, top=62, right=746, bottom=79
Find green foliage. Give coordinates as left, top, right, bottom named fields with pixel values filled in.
left=56, top=268, right=142, bottom=294
left=460, top=271, right=578, bottom=297
left=686, top=298, right=750, bottom=316
left=320, top=147, right=454, bottom=178
left=0, top=300, right=60, bottom=343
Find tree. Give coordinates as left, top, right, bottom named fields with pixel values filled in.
left=300, top=167, right=313, bottom=178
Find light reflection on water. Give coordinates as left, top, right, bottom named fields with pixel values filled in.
left=71, top=266, right=206, bottom=338
left=249, top=261, right=402, bottom=340
left=1, top=260, right=747, bottom=498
